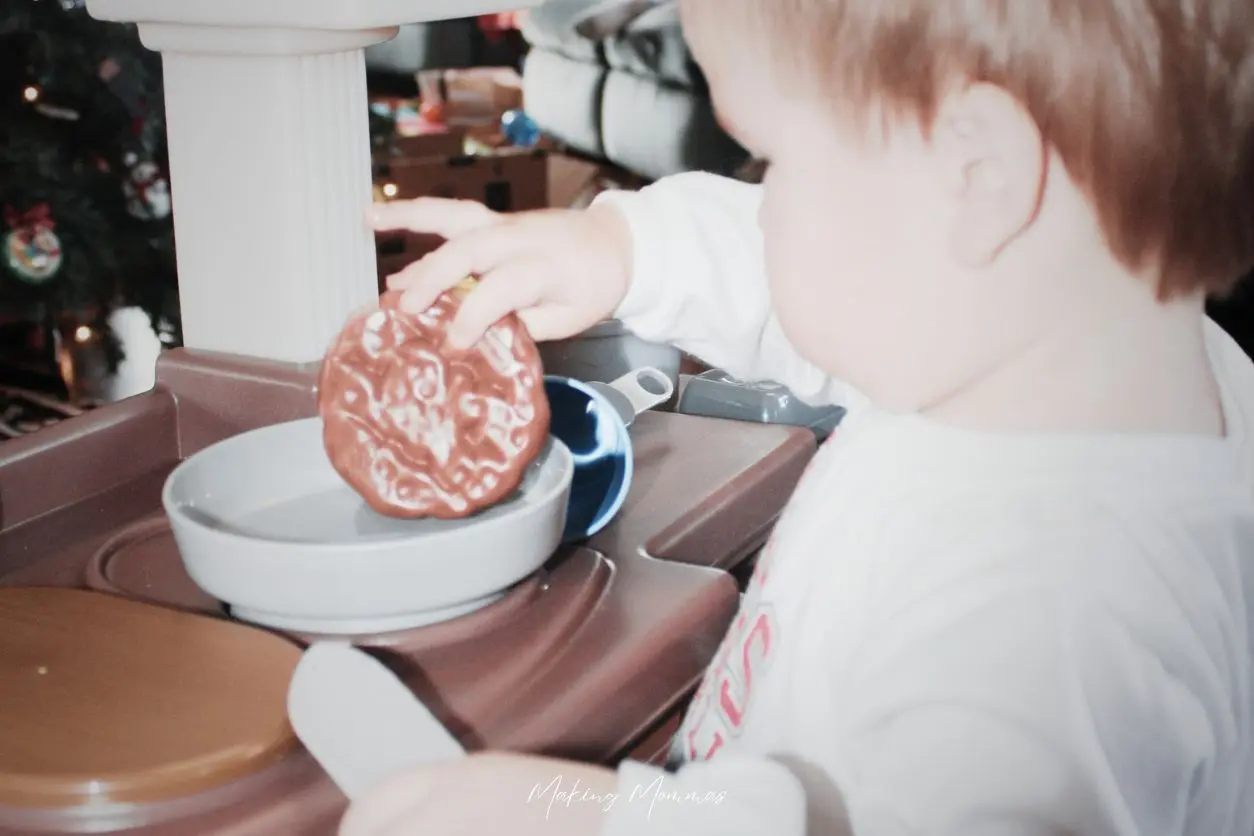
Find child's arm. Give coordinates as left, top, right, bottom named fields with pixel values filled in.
left=372, top=175, right=864, bottom=410
left=594, top=173, right=864, bottom=408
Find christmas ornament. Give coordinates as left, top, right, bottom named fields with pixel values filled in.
left=123, top=156, right=172, bottom=220
left=419, top=99, right=445, bottom=125
left=3, top=204, right=63, bottom=285
left=500, top=108, right=540, bottom=148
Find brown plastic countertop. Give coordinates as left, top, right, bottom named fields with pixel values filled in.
left=0, top=348, right=816, bottom=835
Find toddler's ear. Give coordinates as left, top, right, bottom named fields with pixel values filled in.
left=932, top=83, right=1045, bottom=267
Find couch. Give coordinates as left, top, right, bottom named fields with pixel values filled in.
left=364, top=18, right=524, bottom=97
left=519, top=0, right=747, bottom=181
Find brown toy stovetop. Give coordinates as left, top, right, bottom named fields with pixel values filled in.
left=0, top=349, right=815, bottom=834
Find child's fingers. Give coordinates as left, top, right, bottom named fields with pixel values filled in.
left=369, top=198, right=497, bottom=238
left=384, top=270, right=414, bottom=291
left=338, top=768, right=432, bottom=835
left=446, top=257, right=548, bottom=349
left=516, top=303, right=586, bottom=343
left=391, top=223, right=530, bottom=313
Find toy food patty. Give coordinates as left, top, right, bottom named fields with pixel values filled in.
left=318, top=287, right=550, bottom=519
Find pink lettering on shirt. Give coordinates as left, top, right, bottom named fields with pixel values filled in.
left=682, top=542, right=781, bottom=761
left=679, top=432, right=840, bottom=763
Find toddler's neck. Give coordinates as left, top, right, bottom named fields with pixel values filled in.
left=925, top=288, right=1224, bottom=439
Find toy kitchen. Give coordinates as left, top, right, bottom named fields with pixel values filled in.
left=0, top=2, right=840, bottom=833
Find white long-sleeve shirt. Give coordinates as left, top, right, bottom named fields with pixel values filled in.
left=593, top=173, right=1254, bottom=836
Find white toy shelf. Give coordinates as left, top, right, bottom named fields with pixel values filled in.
left=85, top=0, right=544, bottom=364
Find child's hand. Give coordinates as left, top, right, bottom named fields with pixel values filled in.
left=371, top=198, right=633, bottom=349
left=338, top=751, right=617, bottom=836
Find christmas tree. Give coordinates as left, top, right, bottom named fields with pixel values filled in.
left=0, top=0, right=179, bottom=379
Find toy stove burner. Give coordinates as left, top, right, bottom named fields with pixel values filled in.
left=82, top=513, right=617, bottom=756
left=86, top=516, right=547, bottom=635
left=87, top=516, right=223, bottom=616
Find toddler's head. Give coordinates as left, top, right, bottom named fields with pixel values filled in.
left=680, top=0, right=1254, bottom=412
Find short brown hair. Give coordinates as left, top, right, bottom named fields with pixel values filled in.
left=680, top=0, right=1254, bottom=298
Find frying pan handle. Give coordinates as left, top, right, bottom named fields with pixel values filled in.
left=604, top=367, right=674, bottom=416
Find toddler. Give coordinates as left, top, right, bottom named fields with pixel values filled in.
left=343, top=1, right=1254, bottom=833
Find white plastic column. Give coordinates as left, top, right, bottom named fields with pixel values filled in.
left=145, top=26, right=388, bottom=363
left=86, top=0, right=545, bottom=364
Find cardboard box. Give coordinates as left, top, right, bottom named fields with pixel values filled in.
left=547, top=153, right=601, bottom=210
left=436, top=67, right=524, bottom=123
left=390, top=130, right=465, bottom=161
left=387, top=148, right=548, bottom=211
left=547, top=153, right=646, bottom=210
